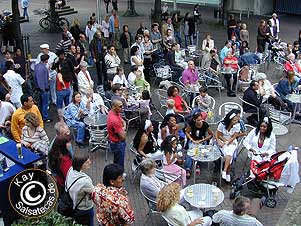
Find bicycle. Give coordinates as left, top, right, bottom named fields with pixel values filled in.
left=39, top=11, right=69, bottom=31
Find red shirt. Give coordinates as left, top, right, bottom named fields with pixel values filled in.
left=56, top=155, right=72, bottom=187
left=169, top=95, right=184, bottom=112
left=107, top=110, right=124, bottom=143
left=223, top=56, right=239, bottom=70
left=56, top=76, right=70, bottom=91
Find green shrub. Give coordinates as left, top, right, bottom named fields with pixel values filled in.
left=11, top=211, right=82, bottom=226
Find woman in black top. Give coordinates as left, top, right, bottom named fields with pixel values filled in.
left=13, top=48, right=27, bottom=79
left=184, top=112, right=213, bottom=173
left=133, top=120, right=163, bottom=161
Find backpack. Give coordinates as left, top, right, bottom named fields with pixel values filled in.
left=57, top=176, right=86, bottom=217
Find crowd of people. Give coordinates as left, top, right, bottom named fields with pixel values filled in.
left=0, top=1, right=300, bottom=226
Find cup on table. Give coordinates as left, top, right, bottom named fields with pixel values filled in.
left=187, top=187, right=194, bottom=197
left=16, top=143, right=23, bottom=159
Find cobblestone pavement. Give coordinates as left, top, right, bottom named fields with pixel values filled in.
left=1, top=0, right=301, bottom=225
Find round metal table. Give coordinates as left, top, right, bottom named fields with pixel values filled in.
left=83, top=114, right=107, bottom=127
left=286, top=94, right=301, bottom=124
left=272, top=122, right=288, bottom=136
left=187, top=145, right=223, bottom=185
left=184, top=183, right=224, bottom=209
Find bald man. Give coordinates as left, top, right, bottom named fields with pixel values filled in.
left=107, top=99, right=126, bottom=168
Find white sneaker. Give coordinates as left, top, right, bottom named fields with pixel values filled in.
left=222, top=171, right=227, bottom=180
left=226, top=174, right=231, bottom=182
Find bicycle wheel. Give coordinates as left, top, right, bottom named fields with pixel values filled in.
left=57, top=18, right=69, bottom=31
left=39, top=18, right=51, bottom=30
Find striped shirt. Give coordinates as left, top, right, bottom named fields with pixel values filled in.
left=21, top=126, right=49, bottom=154
left=212, top=210, right=263, bottom=226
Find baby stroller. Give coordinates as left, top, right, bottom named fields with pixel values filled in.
left=230, top=151, right=291, bottom=208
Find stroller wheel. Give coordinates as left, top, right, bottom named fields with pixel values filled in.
left=265, top=197, right=277, bottom=208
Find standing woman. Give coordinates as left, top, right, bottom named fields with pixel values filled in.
left=227, top=14, right=236, bottom=40
left=143, top=35, right=154, bottom=82
left=172, top=13, right=182, bottom=46
left=183, top=13, right=195, bottom=47
left=216, top=109, right=245, bottom=182
left=102, top=15, right=110, bottom=45
left=13, top=48, right=27, bottom=79
left=66, top=155, right=94, bottom=226
left=193, top=4, right=201, bottom=24
left=243, top=117, right=276, bottom=162
left=257, top=20, right=269, bottom=53
left=48, top=134, right=72, bottom=196
left=130, top=46, right=144, bottom=76
left=70, top=18, right=83, bottom=41
left=56, top=65, right=71, bottom=120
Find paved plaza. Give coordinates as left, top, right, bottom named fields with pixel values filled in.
left=1, top=0, right=301, bottom=225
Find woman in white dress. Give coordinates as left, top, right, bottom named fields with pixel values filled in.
left=101, top=15, right=110, bottom=44
left=243, top=116, right=276, bottom=162
left=216, top=109, right=245, bottom=182
left=130, top=45, right=144, bottom=77
left=77, top=61, right=94, bottom=96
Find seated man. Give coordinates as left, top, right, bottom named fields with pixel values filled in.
left=181, top=60, right=201, bottom=92
left=82, top=88, right=108, bottom=116
left=242, top=80, right=266, bottom=126
left=213, top=196, right=263, bottom=226
left=165, top=43, right=184, bottom=82
left=202, top=48, right=221, bottom=84
left=223, top=50, right=239, bottom=97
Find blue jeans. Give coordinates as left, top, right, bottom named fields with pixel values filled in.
left=174, top=31, right=182, bottom=47
left=39, top=90, right=49, bottom=120
left=110, top=141, right=126, bottom=168
left=72, top=121, right=85, bottom=143
left=23, top=7, right=29, bottom=18
left=74, top=207, right=94, bottom=226
left=184, top=35, right=193, bottom=48
left=56, top=89, right=71, bottom=109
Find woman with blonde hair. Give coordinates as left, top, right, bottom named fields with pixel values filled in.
left=21, top=112, right=49, bottom=154
left=70, top=18, right=83, bottom=41
left=157, top=183, right=212, bottom=226
left=102, top=15, right=110, bottom=44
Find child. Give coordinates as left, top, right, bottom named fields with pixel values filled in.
left=166, top=99, right=175, bottom=115
left=139, top=90, right=152, bottom=119
left=195, top=87, right=211, bottom=112
left=134, top=70, right=150, bottom=92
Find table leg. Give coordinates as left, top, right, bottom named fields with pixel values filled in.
left=193, top=160, right=197, bottom=184
left=219, top=156, right=223, bottom=186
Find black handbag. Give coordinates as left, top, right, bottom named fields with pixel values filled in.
left=57, top=176, right=86, bottom=217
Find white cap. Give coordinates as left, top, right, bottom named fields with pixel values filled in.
left=40, top=44, right=49, bottom=49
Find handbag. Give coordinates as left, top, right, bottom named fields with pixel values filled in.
left=57, top=176, right=86, bottom=217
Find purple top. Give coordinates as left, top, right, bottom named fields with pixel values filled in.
left=182, top=68, right=199, bottom=84
left=34, top=62, right=49, bottom=91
